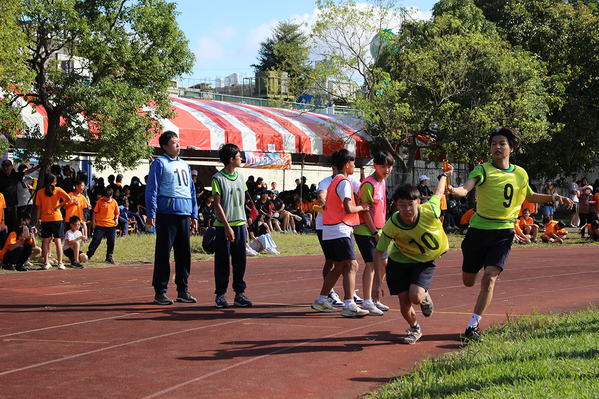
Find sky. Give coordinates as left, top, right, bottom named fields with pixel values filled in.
left=173, top=0, right=437, bottom=87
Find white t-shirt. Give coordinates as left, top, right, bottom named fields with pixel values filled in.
left=569, top=181, right=580, bottom=202
left=323, top=178, right=354, bottom=240
left=316, top=174, right=360, bottom=230
left=63, top=229, right=82, bottom=251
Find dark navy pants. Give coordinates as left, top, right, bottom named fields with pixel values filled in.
left=214, top=225, right=247, bottom=295
left=87, top=226, right=116, bottom=260
left=152, top=214, right=191, bottom=294
left=3, top=244, right=33, bottom=265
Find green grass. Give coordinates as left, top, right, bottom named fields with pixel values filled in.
left=367, top=307, right=599, bottom=399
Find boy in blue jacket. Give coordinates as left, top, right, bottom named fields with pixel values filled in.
left=146, top=130, right=199, bottom=305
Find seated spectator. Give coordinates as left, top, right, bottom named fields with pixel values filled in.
left=257, top=191, right=282, bottom=232
left=0, top=224, right=35, bottom=271
left=586, top=217, right=599, bottom=243
left=270, top=191, right=295, bottom=233
left=459, top=206, right=475, bottom=234
left=200, top=193, right=216, bottom=228
left=518, top=208, right=539, bottom=243
left=270, top=181, right=279, bottom=196
left=247, top=214, right=279, bottom=254
left=63, top=216, right=88, bottom=268
left=295, top=176, right=310, bottom=200
left=541, top=216, right=567, bottom=243
left=513, top=220, right=531, bottom=244
left=19, top=214, right=40, bottom=265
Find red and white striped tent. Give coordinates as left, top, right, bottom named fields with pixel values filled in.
left=17, top=96, right=371, bottom=158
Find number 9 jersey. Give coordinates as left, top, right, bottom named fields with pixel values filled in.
left=469, top=162, right=532, bottom=230
left=377, top=196, right=449, bottom=264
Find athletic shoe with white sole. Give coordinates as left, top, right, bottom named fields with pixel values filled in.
left=375, top=301, right=390, bottom=311
left=154, top=293, right=174, bottom=305
left=340, top=302, right=369, bottom=318
left=234, top=293, right=252, bottom=307
left=312, top=299, right=337, bottom=312
left=176, top=291, right=197, bottom=303
left=42, top=263, right=52, bottom=270
left=403, top=326, right=422, bottom=344
left=463, top=325, right=484, bottom=343
left=361, top=301, right=384, bottom=316
left=353, top=290, right=364, bottom=304
left=327, top=291, right=344, bottom=307
left=57, top=263, right=66, bottom=270
left=420, top=291, right=433, bottom=317
left=215, top=294, right=228, bottom=308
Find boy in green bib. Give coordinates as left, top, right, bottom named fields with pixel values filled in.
left=450, top=127, right=574, bottom=342
left=372, top=167, right=452, bottom=344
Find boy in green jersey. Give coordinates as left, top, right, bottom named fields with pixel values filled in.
left=212, top=143, right=252, bottom=309
left=372, top=167, right=452, bottom=344
left=450, top=127, right=574, bottom=342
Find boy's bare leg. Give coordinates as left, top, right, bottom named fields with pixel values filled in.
left=471, top=265, right=502, bottom=316
left=42, top=238, right=51, bottom=263
left=319, top=261, right=344, bottom=296
left=362, top=261, right=375, bottom=301
left=55, top=238, right=63, bottom=263
left=341, top=259, right=359, bottom=301
left=398, top=292, right=417, bottom=326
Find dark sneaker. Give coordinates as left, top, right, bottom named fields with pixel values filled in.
left=3, top=264, right=16, bottom=271
left=71, top=262, right=84, bottom=269
left=403, top=326, right=422, bottom=344
left=463, top=325, right=484, bottom=343
left=105, top=257, right=115, bottom=264
left=215, top=294, right=228, bottom=308
left=15, top=264, right=28, bottom=272
left=420, top=291, right=434, bottom=317
left=154, top=293, right=174, bottom=305
left=234, top=293, right=252, bottom=307
left=176, top=291, right=197, bottom=303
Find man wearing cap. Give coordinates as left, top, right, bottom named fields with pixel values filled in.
left=417, top=175, right=433, bottom=203
left=190, top=169, right=204, bottom=207
left=0, top=160, right=40, bottom=233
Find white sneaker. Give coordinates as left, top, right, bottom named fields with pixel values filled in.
left=42, top=263, right=52, bottom=270
left=246, top=247, right=259, bottom=256
left=340, top=302, right=369, bottom=318
left=327, top=291, right=344, bottom=307
left=361, top=301, right=384, bottom=316
left=24, top=261, right=33, bottom=267
left=57, top=263, right=66, bottom=270
left=375, top=301, right=390, bottom=311
left=266, top=248, right=280, bottom=255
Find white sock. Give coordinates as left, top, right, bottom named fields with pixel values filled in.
left=318, top=295, right=328, bottom=303
left=363, top=299, right=374, bottom=306
left=343, top=299, right=354, bottom=308
left=467, top=313, right=482, bottom=329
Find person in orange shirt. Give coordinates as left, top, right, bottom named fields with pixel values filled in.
left=35, top=173, right=71, bottom=270
left=0, top=192, right=7, bottom=251
left=63, top=179, right=89, bottom=239
left=513, top=220, right=531, bottom=244
left=518, top=208, right=539, bottom=243
left=541, top=216, right=567, bottom=243
left=459, top=206, right=475, bottom=233
left=86, top=187, right=119, bottom=264
left=0, top=224, right=35, bottom=271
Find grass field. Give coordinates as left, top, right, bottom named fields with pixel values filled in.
left=367, top=307, right=599, bottom=398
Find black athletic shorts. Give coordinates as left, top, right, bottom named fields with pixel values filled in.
left=461, top=227, right=514, bottom=274
left=354, top=233, right=377, bottom=263
left=41, top=221, right=65, bottom=239
left=323, top=236, right=356, bottom=262
left=316, top=230, right=335, bottom=261
left=386, top=258, right=436, bottom=295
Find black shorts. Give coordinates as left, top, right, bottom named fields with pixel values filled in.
left=316, top=230, right=335, bottom=261
left=64, top=247, right=83, bottom=259
left=41, top=221, right=65, bottom=239
left=570, top=203, right=579, bottom=214
left=386, top=258, right=436, bottom=295
left=461, top=227, right=514, bottom=274
left=323, top=236, right=355, bottom=262
left=354, top=233, right=376, bottom=263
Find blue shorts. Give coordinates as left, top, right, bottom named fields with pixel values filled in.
left=386, top=259, right=436, bottom=295
left=354, top=233, right=389, bottom=263
left=461, top=227, right=514, bottom=273
left=323, top=236, right=355, bottom=262
left=542, top=205, right=554, bottom=216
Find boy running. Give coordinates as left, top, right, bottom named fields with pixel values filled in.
left=372, top=168, right=451, bottom=344
left=311, top=149, right=370, bottom=317
left=449, top=127, right=573, bottom=342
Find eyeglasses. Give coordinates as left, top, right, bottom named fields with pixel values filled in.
left=397, top=202, right=418, bottom=210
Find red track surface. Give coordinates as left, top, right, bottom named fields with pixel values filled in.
left=2, top=246, right=599, bottom=398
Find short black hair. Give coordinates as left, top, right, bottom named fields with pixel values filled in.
left=104, top=187, right=113, bottom=197
left=74, top=179, right=84, bottom=186
left=488, top=127, right=521, bottom=150
left=331, top=148, right=354, bottom=171
left=69, top=215, right=81, bottom=224
left=159, top=130, right=178, bottom=150
left=218, top=143, right=241, bottom=166
left=392, top=184, right=421, bottom=202
left=373, top=151, right=394, bottom=166
left=556, top=221, right=565, bottom=229
left=542, top=216, right=551, bottom=225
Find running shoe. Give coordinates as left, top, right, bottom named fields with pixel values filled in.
left=42, top=262, right=51, bottom=270
left=176, top=291, right=197, bottom=303
left=15, top=264, right=28, bottom=272
left=154, top=293, right=174, bottom=305
left=353, top=290, right=364, bottom=304
left=71, top=262, right=84, bottom=269
left=327, top=291, right=344, bottom=307
left=463, top=325, right=484, bottom=343
left=105, top=257, right=115, bottom=264
left=361, top=301, right=384, bottom=316
left=57, top=263, right=66, bottom=270
left=2, top=263, right=15, bottom=271
left=311, top=299, right=337, bottom=312
left=234, top=293, right=252, bottom=307
left=340, top=302, right=369, bottom=318
left=24, top=261, right=33, bottom=267
left=403, top=326, right=422, bottom=344
left=375, top=301, right=390, bottom=311
left=215, top=294, right=228, bottom=308
left=420, top=291, right=434, bottom=317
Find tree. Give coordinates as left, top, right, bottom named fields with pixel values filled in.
left=6, top=0, right=194, bottom=179
left=474, top=0, right=599, bottom=179
left=252, top=20, right=311, bottom=99
left=309, top=0, right=549, bottom=182
left=0, top=0, right=34, bottom=144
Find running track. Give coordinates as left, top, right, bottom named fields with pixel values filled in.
left=1, top=246, right=598, bottom=398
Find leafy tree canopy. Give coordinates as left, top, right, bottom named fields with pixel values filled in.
left=5, top=0, right=194, bottom=174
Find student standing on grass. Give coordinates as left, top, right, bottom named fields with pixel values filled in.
left=212, top=143, right=252, bottom=308
left=87, top=187, right=119, bottom=265
left=449, top=127, right=574, bottom=342
left=372, top=167, right=451, bottom=344
left=311, top=148, right=370, bottom=318
left=146, top=131, right=198, bottom=306
left=64, top=179, right=89, bottom=239
left=354, top=151, right=394, bottom=316
left=35, top=173, right=71, bottom=270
